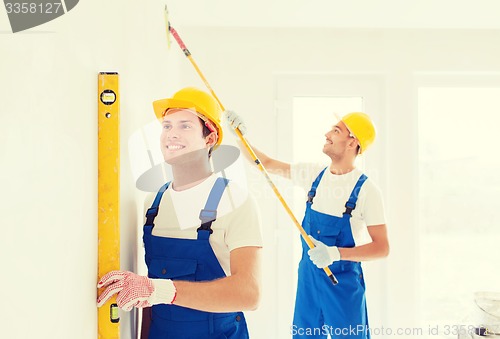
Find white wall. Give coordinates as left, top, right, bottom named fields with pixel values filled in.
left=2, top=1, right=500, bottom=338
left=0, top=1, right=183, bottom=338
left=166, top=0, right=500, bottom=29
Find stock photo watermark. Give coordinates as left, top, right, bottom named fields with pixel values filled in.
left=290, top=324, right=498, bottom=337
left=3, top=0, right=79, bottom=33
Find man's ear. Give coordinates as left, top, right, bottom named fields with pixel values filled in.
left=347, top=137, right=360, bottom=152
left=205, top=132, right=218, bottom=148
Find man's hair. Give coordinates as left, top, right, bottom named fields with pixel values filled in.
left=199, top=117, right=212, bottom=138
left=198, top=117, right=215, bottom=158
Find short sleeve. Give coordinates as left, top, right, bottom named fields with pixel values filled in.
left=363, top=181, right=386, bottom=227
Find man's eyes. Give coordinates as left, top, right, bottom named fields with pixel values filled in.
left=162, top=123, right=193, bottom=130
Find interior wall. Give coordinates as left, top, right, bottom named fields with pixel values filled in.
left=2, top=2, right=500, bottom=338
left=0, top=1, right=184, bottom=338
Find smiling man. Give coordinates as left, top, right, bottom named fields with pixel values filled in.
left=97, top=87, right=263, bottom=339
left=226, top=111, right=389, bottom=339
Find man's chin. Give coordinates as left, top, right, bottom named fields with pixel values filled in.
left=162, top=148, right=208, bottom=165
left=162, top=152, right=185, bottom=165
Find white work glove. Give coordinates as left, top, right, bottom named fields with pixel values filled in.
left=224, top=110, right=247, bottom=136
left=307, top=236, right=341, bottom=268
left=97, top=270, right=176, bottom=311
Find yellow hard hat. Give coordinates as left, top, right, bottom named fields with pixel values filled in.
left=153, top=87, right=224, bottom=147
left=340, top=112, right=376, bottom=154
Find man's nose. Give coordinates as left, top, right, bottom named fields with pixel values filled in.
left=166, top=128, right=180, bottom=139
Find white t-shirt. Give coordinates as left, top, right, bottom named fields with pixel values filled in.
left=291, top=163, right=386, bottom=246
left=143, top=174, right=263, bottom=276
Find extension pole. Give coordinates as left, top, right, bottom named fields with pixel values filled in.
left=164, top=6, right=338, bottom=285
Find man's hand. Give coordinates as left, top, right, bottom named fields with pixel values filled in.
left=224, top=110, right=247, bottom=136
left=97, top=270, right=176, bottom=311
left=307, top=236, right=341, bottom=268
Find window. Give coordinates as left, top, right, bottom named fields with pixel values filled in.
left=418, top=87, right=500, bottom=337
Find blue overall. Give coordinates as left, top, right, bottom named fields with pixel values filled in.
left=293, top=168, right=370, bottom=339
left=143, top=178, right=249, bottom=339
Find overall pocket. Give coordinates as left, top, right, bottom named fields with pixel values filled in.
left=148, top=257, right=198, bottom=281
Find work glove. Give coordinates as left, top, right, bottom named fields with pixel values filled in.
left=307, top=236, right=341, bottom=268
left=97, top=270, right=176, bottom=312
left=224, top=110, right=247, bottom=136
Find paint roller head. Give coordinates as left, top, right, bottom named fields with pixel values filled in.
left=164, top=4, right=171, bottom=49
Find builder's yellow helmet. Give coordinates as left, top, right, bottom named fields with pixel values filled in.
left=340, top=112, right=376, bottom=154
left=153, top=87, right=223, bottom=147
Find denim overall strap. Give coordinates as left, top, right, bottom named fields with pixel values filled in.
left=343, top=174, right=368, bottom=217
left=145, top=182, right=170, bottom=227
left=197, top=177, right=230, bottom=240
left=307, top=167, right=328, bottom=205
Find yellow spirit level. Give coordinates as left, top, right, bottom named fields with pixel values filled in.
left=97, top=72, right=120, bottom=338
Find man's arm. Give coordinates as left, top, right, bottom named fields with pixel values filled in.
left=173, top=246, right=262, bottom=312
left=338, top=224, right=389, bottom=262
left=225, top=110, right=290, bottom=178
left=237, top=140, right=291, bottom=179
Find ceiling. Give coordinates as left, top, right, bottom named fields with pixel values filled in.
left=164, top=0, right=500, bottom=29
